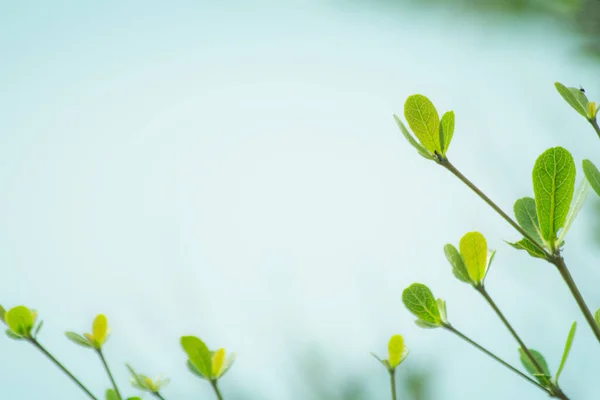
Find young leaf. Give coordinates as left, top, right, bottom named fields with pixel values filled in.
left=439, top=111, right=455, bottom=155
left=0, top=305, right=5, bottom=323
left=532, top=147, right=575, bottom=246
left=181, top=336, right=212, bottom=379
left=393, top=115, right=434, bottom=160
left=582, top=159, right=600, bottom=197
left=388, top=334, right=405, bottom=368
left=370, top=352, right=389, bottom=369
left=595, top=308, right=600, bottom=328
left=507, top=239, right=547, bottom=259
left=513, top=197, right=544, bottom=245
left=436, top=298, right=447, bottom=323
left=554, top=82, right=588, bottom=117
left=187, top=360, right=208, bottom=380
left=443, top=244, right=471, bottom=284
left=105, top=389, right=119, bottom=400
left=404, top=95, right=441, bottom=154
left=93, top=314, right=108, bottom=347
left=519, top=348, right=551, bottom=380
left=459, top=232, right=487, bottom=284
left=557, top=179, right=589, bottom=243
left=555, top=322, right=576, bottom=384
left=402, top=283, right=441, bottom=325
left=65, top=332, right=93, bottom=348
left=5, top=329, right=24, bottom=340
left=5, top=306, right=34, bottom=336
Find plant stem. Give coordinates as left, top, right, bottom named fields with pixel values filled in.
left=554, top=255, right=600, bottom=343
left=389, top=370, right=397, bottom=400
left=589, top=118, right=600, bottom=140
left=29, top=338, right=98, bottom=400
left=97, top=349, right=122, bottom=400
left=439, top=158, right=550, bottom=257
left=443, top=324, right=550, bottom=395
left=476, top=286, right=568, bottom=399
left=210, top=380, right=224, bottom=400
left=153, top=392, right=167, bottom=400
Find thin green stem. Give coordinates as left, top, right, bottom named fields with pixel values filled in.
left=589, top=118, right=600, bottom=140
left=476, top=286, right=568, bottom=399
left=29, top=338, right=98, bottom=400
left=554, top=255, right=600, bottom=343
left=443, top=324, right=550, bottom=395
left=439, top=158, right=550, bottom=258
left=153, top=392, right=167, bottom=400
left=210, top=380, right=224, bottom=400
left=97, top=349, right=122, bottom=400
left=389, top=370, right=397, bottom=400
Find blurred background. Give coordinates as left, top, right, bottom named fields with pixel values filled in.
left=1, top=0, right=599, bottom=399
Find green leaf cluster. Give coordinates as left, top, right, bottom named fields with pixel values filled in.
left=445, top=232, right=495, bottom=286
left=401, top=283, right=446, bottom=328
left=181, top=336, right=235, bottom=382
left=1, top=305, right=42, bottom=340
left=394, top=95, right=455, bottom=160
left=371, top=334, right=409, bottom=372
left=65, top=314, right=109, bottom=350
left=555, top=82, right=598, bottom=120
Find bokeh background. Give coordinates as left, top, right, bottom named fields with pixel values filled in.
left=1, top=1, right=600, bottom=399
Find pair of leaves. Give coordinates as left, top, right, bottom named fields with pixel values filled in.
left=402, top=283, right=446, bottom=328
left=445, top=232, right=495, bottom=285
left=395, top=95, right=455, bottom=159
left=2, top=305, right=42, bottom=340
left=65, top=314, right=109, bottom=350
left=105, top=389, right=140, bottom=400
left=181, top=336, right=235, bottom=381
left=126, top=364, right=169, bottom=393
left=554, top=82, right=597, bottom=119
left=518, top=322, right=576, bottom=387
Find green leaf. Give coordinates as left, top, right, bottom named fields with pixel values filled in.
left=65, top=332, right=93, bottom=348
left=370, top=352, right=389, bottom=369
left=513, top=197, right=544, bottom=246
left=532, top=147, right=575, bottom=247
left=519, top=348, right=551, bottom=383
left=127, top=397, right=142, bottom=400
left=439, top=111, right=455, bottom=155
left=554, top=82, right=587, bottom=117
left=393, top=114, right=434, bottom=160
left=436, top=298, right=448, bottom=323
left=105, top=389, right=119, bottom=400
left=187, top=359, right=208, bottom=380
left=414, top=319, right=440, bottom=329
left=0, top=305, right=5, bottom=324
left=555, top=322, right=576, bottom=384
left=444, top=244, right=471, bottom=284
left=595, top=308, right=600, bottom=328
left=5, top=306, right=34, bottom=336
left=404, top=95, right=441, bottom=154
left=558, top=178, right=589, bottom=243
left=181, top=336, right=212, bottom=379
left=5, top=329, right=24, bottom=340
left=582, top=159, right=600, bottom=197
left=402, top=283, right=441, bottom=325
left=507, top=239, right=547, bottom=259
left=459, top=232, right=487, bottom=284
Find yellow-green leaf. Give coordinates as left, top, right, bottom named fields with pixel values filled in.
left=387, top=334, right=404, bottom=368
left=93, top=314, right=108, bottom=347
left=439, top=111, right=455, bottom=155
left=212, top=348, right=226, bottom=378
left=393, top=114, right=434, bottom=160
left=459, top=232, right=487, bottom=284
left=5, top=306, right=34, bottom=336
left=583, top=159, right=600, bottom=197
left=181, top=336, right=212, bottom=379
left=404, top=95, right=441, bottom=154
left=443, top=244, right=471, bottom=284
left=66, top=331, right=93, bottom=348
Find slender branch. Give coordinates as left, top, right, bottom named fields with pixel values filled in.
left=29, top=338, right=98, bottom=400
left=589, top=118, right=600, bottom=140
left=97, top=349, right=122, bottom=400
left=438, top=158, right=550, bottom=258
left=554, top=255, right=600, bottom=343
left=210, top=380, right=224, bottom=400
left=389, top=370, right=397, bottom=400
left=443, top=324, right=550, bottom=395
left=476, top=286, right=568, bottom=399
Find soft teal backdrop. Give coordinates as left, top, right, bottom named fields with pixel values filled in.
left=1, top=1, right=599, bottom=399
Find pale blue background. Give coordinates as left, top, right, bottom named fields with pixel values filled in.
left=1, top=1, right=599, bottom=399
